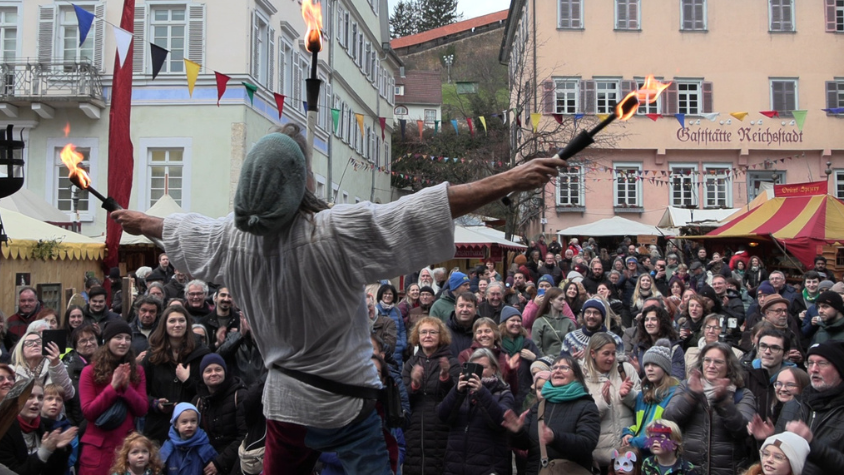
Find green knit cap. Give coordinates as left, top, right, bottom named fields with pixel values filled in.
left=234, top=132, right=306, bottom=235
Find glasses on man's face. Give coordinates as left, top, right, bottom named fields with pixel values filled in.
left=759, top=342, right=784, bottom=353
left=773, top=381, right=798, bottom=390
left=704, top=325, right=720, bottom=332
left=807, top=359, right=832, bottom=369
left=187, top=292, right=205, bottom=298
left=419, top=330, right=439, bottom=336
left=23, top=339, right=42, bottom=348
left=550, top=365, right=571, bottom=372
left=702, top=358, right=726, bottom=367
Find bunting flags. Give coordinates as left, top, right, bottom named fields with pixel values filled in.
left=302, top=101, right=307, bottom=113
left=184, top=59, right=200, bottom=97
left=596, top=113, right=610, bottom=122
left=823, top=107, right=844, bottom=114
left=214, top=72, right=230, bottom=106
left=399, top=119, right=406, bottom=140
left=530, top=113, right=541, bottom=133
left=150, top=43, right=168, bottom=80
left=355, top=113, right=365, bottom=137
left=479, top=116, right=487, bottom=135
left=501, top=110, right=508, bottom=125
left=112, top=26, right=133, bottom=68
left=759, top=110, right=779, bottom=118
left=552, top=114, right=563, bottom=124
left=451, top=119, right=459, bottom=134
left=730, top=112, right=748, bottom=121
left=274, top=93, right=286, bottom=119
left=242, top=82, right=257, bottom=105
left=674, top=113, right=685, bottom=128
left=701, top=112, right=720, bottom=122
left=646, top=113, right=662, bottom=121
left=332, top=108, right=341, bottom=132
left=379, top=117, right=386, bottom=140
left=417, top=120, right=424, bottom=140
left=792, top=110, right=807, bottom=131
left=467, top=118, right=475, bottom=137
left=73, top=5, right=95, bottom=47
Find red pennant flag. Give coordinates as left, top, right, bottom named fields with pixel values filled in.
left=214, top=72, right=230, bottom=107
left=759, top=110, right=779, bottom=118
left=417, top=120, right=424, bottom=141
left=552, top=114, right=563, bottom=124
left=379, top=117, right=386, bottom=140
left=467, top=118, right=475, bottom=136
left=273, top=93, right=286, bottom=119
left=646, top=113, right=662, bottom=121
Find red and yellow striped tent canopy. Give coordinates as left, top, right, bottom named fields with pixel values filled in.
left=706, top=192, right=844, bottom=266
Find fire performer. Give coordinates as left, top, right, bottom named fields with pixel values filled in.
left=111, top=123, right=566, bottom=473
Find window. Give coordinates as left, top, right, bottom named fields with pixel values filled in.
left=0, top=7, right=18, bottom=61
left=424, top=109, right=436, bottom=127
left=251, top=11, right=274, bottom=87
left=279, top=38, right=293, bottom=97
left=680, top=0, right=706, bottom=31
left=747, top=171, right=785, bottom=201
left=828, top=0, right=844, bottom=32
left=554, top=78, right=579, bottom=114
left=56, top=147, right=90, bottom=214
left=148, top=149, right=183, bottom=207
left=342, top=191, right=349, bottom=204
left=596, top=79, right=620, bottom=114
left=704, top=165, right=731, bottom=208
left=670, top=165, right=697, bottom=207
left=616, top=0, right=640, bottom=30
left=677, top=81, right=701, bottom=115
left=332, top=184, right=339, bottom=203
left=769, top=0, right=795, bottom=32
left=556, top=167, right=584, bottom=207
left=558, top=0, right=583, bottom=29
left=770, top=79, right=797, bottom=115
left=635, top=77, right=662, bottom=115
left=827, top=80, right=844, bottom=110
left=315, top=175, right=326, bottom=200
left=61, top=5, right=94, bottom=62
left=614, top=164, right=642, bottom=207
left=395, top=85, right=404, bottom=96
left=337, top=7, right=348, bottom=47
left=834, top=170, right=844, bottom=200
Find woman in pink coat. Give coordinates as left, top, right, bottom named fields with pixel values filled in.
left=78, top=321, right=148, bottom=475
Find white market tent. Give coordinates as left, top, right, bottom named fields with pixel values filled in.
left=454, top=225, right=526, bottom=252
left=0, top=188, right=73, bottom=224
left=94, top=194, right=186, bottom=246
left=657, top=207, right=738, bottom=229
left=0, top=208, right=104, bottom=260
left=557, top=216, right=663, bottom=237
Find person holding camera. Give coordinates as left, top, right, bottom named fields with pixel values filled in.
left=438, top=348, right=515, bottom=474
left=11, top=330, right=74, bottom=400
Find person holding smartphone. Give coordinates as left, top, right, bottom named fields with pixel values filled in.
left=11, top=330, right=74, bottom=400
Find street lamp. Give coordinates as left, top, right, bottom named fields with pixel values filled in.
left=443, top=54, right=454, bottom=83
left=0, top=124, right=25, bottom=243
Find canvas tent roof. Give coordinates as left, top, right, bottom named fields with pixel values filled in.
left=557, top=216, right=662, bottom=237
left=454, top=225, right=525, bottom=252
left=657, top=207, right=738, bottom=228
left=0, top=208, right=104, bottom=260
left=0, top=188, right=72, bottom=223
left=95, top=194, right=186, bottom=246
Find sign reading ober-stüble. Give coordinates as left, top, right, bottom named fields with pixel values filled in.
left=774, top=180, right=828, bottom=197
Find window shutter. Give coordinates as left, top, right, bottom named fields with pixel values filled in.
left=188, top=4, right=205, bottom=65
left=133, top=5, right=146, bottom=75
left=782, top=0, right=793, bottom=31
left=37, top=5, right=55, bottom=64
left=268, top=27, right=275, bottom=89
left=621, top=79, right=636, bottom=98
left=662, top=81, right=678, bottom=114
left=542, top=80, right=555, bottom=114
left=826, top=0, right=837, bottom=32
left=571, top=0, right=582, bottom=28
left=616, top=0, right=627, bottom=29
left=770, top=0, right=781, bottom=31
left=827, top=81, right=839, bottom=111
left=94, top=3, right=105, bottom=71
left=628, top=0, right=639, bottom=29
left=251, top=12, right=259, bottom=79
left=702, top=81, right=713, bottom=113
left=580, top=80, right=596, bottom=114
left=682, top=0, right=694, bottom=29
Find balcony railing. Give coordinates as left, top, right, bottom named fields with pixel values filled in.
left=0, top=59, right=104, bottom=103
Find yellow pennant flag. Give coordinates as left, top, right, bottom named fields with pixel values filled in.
left=597, top=113, right=611, bottom=122
left=184, top=59, right=200, bottom=97
left=530, top=113, right=541, bottom=133
left=479, top=116, right=487, bottom=135
left=730, top=112, right=748, bottom=121
left=355, top=113, right=365, bottom=136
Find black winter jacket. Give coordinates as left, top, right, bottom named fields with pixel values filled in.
left=509, top=392, right=600, bottom=473
left=0, top=419, right=71, bottom=475
left=192, top=376, right=248, bottom=474
left=663, top=381, right=756, bottom=475
left=217, top=331, right=267, bottom=387
left=447, top=312, right=477, bottom=359
left=438, top=378, right=514, bottom=475
left=141, top=345, right=211, bottom=444
left=774, top=382, right=844, bottom=475
left=402, top=345, right=461, bottom=475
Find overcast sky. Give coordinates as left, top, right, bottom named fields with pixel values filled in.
left=387, top=0, right=511, bottom=21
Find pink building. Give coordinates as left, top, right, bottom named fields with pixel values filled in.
left=499, top=0, right=844, bottom=237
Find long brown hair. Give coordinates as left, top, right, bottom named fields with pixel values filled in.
left=92, top=337, right=140, bottom=385
left=109, top=433, right=163, bottom=475
left=148, top=307, right=196, bottom=365
left=535, top=287, right=565, bottom=320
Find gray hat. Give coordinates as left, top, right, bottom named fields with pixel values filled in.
left=689, top=261, right=703, bottom=271
left=819, top=280, right=835, bottom=292
left=641, top=338, right=672, bottom=375
left=499, top=306, right=522, bottom=324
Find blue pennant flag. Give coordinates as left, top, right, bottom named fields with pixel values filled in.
left=302, top=101, right=308, bottom=112
left=674, top=113, right=685, bottom=128
left=73, top=5, right=95, bottom=47
left=451, top=119, right=458, bottom=134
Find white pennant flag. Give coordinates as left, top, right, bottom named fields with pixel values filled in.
left=502, top=110, right=507, bottom=125
left=700, top=112, right=720, bottom=122
left=112, top=25, right=133, bottom=68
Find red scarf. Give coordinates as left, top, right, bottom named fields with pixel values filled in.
left=17, top=415, right=40, bottom=433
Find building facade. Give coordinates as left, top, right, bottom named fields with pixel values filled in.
left=500, top=0, right=844, bottom=237
left=1, top=0, right=398, bottom=238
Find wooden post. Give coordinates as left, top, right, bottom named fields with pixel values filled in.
left=122, top=276, right=135, bottom=321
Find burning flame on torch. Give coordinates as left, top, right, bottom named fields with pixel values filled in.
left=615, top=75, right=671, bottom=121
left=302, top=0, right=323, bottom=53
left=60, top=144, right=91, bottom=189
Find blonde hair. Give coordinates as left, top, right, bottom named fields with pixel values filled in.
left=645, top=419, right=684, bottom=454
left=408, top=316, right=452, bottom=347
left=472, top=317, right=501, bottom=347
left=584, top=332, right=620, bottom=383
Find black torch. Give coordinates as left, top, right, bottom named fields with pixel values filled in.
left=68, top=174, right=123, bottom=212
left=60, top=143, right=122, bottom=212
left=302, top=0, right=323, bottom=160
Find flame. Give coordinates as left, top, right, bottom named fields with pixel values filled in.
left=60, top=144, right=91, bottom=189
left=63, top=122, right=71, bottom=137
left=302, top=0, right=323, bottom=53
left=615, top=75, right=672, bottom=121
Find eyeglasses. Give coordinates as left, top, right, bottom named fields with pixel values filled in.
left=187, top=292, right=205, bottom=298
left=760, top=449, right=787, bottom=463
left=78, top=337, right=98, bottom=346
left=806, top=359, right=832, bottom=369
left=702, top=358, right=726, bottom=367
left=419, top=330, right=440, bottom=336
left=704, top=325, right=721, bottom=332
left=23, top=339, right=42, bottom=348
left=0, top=375, right=14, bottom=383
left=773, top=381, right=798, bottom=390
left=759, top=343, right=784, bottom=353
left=550, top=365, right=571, bottom=372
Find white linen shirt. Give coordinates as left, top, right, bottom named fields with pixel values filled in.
left=162, top=183, right=455, bottom=428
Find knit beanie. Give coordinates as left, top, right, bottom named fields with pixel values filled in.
left=815, top=290, right=844, bottom=317
left=499, top=306, right=522, bottom=325
left=819, top=280, right=835, bottom=292
left=200, top=353, right=227, bottom=376
left=642, top=338, right=672, bottom=375
left=233, top=132, right=307, bottom=236
left=537, top=275, right=555, bottom=287
left=514, top=255, right=527, bottom=265
left=757, top=280, right=775, bottom=295
left=419, top=286, right=435, bottom=296
left=832, top=282, right=844, bottom=294
left=761, top=432, right=810, bottom=475
left=102, top=320, right=132, bottom=343
left=807, top=340, right=844, bottom=378
left=171, top=402, right=201, bottom=425
left=530, top=355, right=554, bottom=374
left=581, top=298, right=606, bottom=319
left=449, top=272, right=469, bottom=291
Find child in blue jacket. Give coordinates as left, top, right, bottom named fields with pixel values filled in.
left=159, top=403, right=217, bottom=475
